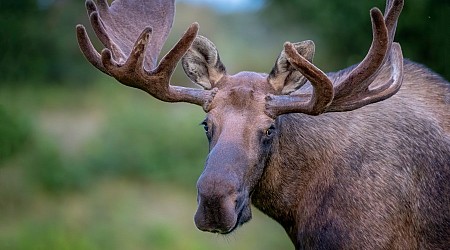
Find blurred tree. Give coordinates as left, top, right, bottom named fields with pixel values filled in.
left=262, top=0, right=450, bottom=80
left=0, top=0, right=98, bottom=85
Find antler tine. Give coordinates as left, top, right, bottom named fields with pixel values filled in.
left=326, top=0, right=404, bottom=111
left=333, top=8, right=388, bottom=99
left=124, top=27, right=153, bottom=74
left=85, top=0, right=97, bottom=16
left=326, top=43, right=403, bottom=112
left=335, top=0, right=404, bottom=100
left=94, top=0, right=109, bottom=12
left=76, top=24, right=109, bottom=75
left=367, top=43, right=403, bottom=99
left=89, top=9, right=127, bottom=63
left=78, top=0, right=126, bottom=70
left=384, top=0, right=404, bottom=50
left=157, top=23, right=199, bottom=77
left=265, top=43, right=334, bottom=117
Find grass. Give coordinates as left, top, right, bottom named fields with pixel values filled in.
left=0, top=81, right=293, bottom=250
left=0, top=178, right=291, bottom=250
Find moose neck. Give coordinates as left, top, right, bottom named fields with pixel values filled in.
left=251, top=112, right=350, bottom=243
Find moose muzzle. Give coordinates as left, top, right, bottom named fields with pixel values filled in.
left=194, top=185, right=239, bottom=234
left=194, top=144, right=251, bottom=234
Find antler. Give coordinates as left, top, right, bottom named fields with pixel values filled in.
left=76, top=0, right=215, bottom=108
left=266, top=0, right=404, bottom=117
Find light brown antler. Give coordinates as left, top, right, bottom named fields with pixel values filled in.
left=76, top=0, right=216, bottom=108
left=266, top=0, right=404, bottom=117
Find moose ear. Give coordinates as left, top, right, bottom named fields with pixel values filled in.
left=268, top=40, right=316, bottom=94
left=182, top=35, right=226, bottom=89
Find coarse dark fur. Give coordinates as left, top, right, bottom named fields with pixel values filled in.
left=252, top=60, right=450, bottom=249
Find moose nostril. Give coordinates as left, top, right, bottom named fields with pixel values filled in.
left=234, top=198, right=241, bottom=210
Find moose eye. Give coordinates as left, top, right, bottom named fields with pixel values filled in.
left=265, top=125, right=276, bottom=137
left=200, top=120, right=209, bottom=133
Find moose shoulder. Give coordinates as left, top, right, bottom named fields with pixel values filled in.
left=252, top=60, right=450, bottom=248
left=76, top=0, right=450, bottom=249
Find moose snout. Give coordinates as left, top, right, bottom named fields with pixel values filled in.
left=194, top=193, right=238, bottom=234
left=194, top=175, right=242, bottom=234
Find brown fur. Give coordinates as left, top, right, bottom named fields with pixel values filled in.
left=252, top=60, right=450, bottom=249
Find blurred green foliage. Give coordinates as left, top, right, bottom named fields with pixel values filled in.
left=0, top=0, right=95, bottom=84
left=0, top=84, right=292, bottom=250
left=1, top=0, right=447, bottom=84
left=0, top=84, right=207, bottom=193
left=0, top=107, right=30, bottom=163
left=82, top=101, right=207, bottom=186
left=262, top=0, right=450, bottom=79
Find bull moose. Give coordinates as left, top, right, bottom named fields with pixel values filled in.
left=76, top=0, right=450, bottom=249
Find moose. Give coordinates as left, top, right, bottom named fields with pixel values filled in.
left=76, top=0, right=450, bottom=249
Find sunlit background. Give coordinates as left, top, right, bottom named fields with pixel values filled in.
left=0, top=0, right=448, bottom=249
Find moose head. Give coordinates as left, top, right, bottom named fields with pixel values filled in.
left=77, top=0, right=404, bottom=235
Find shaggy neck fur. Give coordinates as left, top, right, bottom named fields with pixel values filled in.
left=251, top=60, right=450, bottom=249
